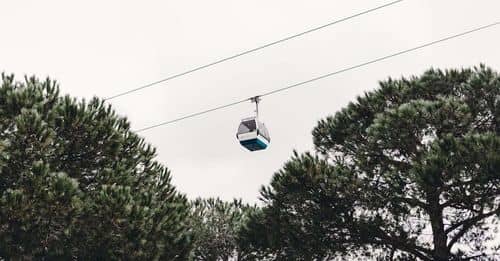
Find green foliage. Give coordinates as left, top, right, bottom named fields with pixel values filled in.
left=242, top=65, right=500, bottom=260
left=190, top=198, right=257, bottom=261
left=0, top=74, right=192, bottom=259
left=240, top=152, right=360, bottom=260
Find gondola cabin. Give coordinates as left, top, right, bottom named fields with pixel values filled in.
left=236, top=116, right=270, bottom=151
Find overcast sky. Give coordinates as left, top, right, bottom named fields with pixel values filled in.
left=1, top=0, right=500, bottom=204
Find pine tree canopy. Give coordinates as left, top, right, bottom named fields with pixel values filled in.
left=0, top=74, right=192, bottom=260
left=189, top=198, right=257, bottom=261
left=240, top=65, right=500, bottom=260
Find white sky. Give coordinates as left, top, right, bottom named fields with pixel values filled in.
left=1, top=0, right=500, bottom=204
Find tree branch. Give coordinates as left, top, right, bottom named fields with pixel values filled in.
left=460, top=253, right=486, bottom=260
left=446, top=207, right=500, bottom=250
left=395, top=196, right=428, bottom=209
left=371, top=228, right=433, bottom=261
left=441, top=187, right=499, bottom=209
left=445, top=208, right=500, bottom=234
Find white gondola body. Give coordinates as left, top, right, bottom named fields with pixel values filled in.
left=236, top=117, right=270, bottom=151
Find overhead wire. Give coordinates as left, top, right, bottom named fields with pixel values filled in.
left=104, top=0, right=405, bottom=101
left=258, top=22, right=500, bottom=98
left=134, top=21, right=500, bottom=133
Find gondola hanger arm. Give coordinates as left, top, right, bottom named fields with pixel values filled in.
left=250, top=96, right=261, bottom=118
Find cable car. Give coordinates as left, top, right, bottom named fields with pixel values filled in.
left=236, top=96, right=270, bottom=151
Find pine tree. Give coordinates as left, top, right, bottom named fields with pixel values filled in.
left=190, top=198, right=257, bottom=261
left=0, top=74, right=192, bottom=259
left=241, top=65, right=500, bottom=260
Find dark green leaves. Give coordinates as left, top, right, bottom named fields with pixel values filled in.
left=0, top=74, right=192, bottom=260
left=246, top=65, right=500, bottom=260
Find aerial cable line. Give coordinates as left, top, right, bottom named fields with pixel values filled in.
left=259, top=22, right=500, bottom=97
left=104, top=0, right=404, bottom=101
left=135, top=21, right=500, bottom=133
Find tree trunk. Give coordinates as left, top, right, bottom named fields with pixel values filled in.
left=428, top=192, right=449, bottom=260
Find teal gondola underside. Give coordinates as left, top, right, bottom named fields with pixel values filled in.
left=240, top=138, right=268, bottom=151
